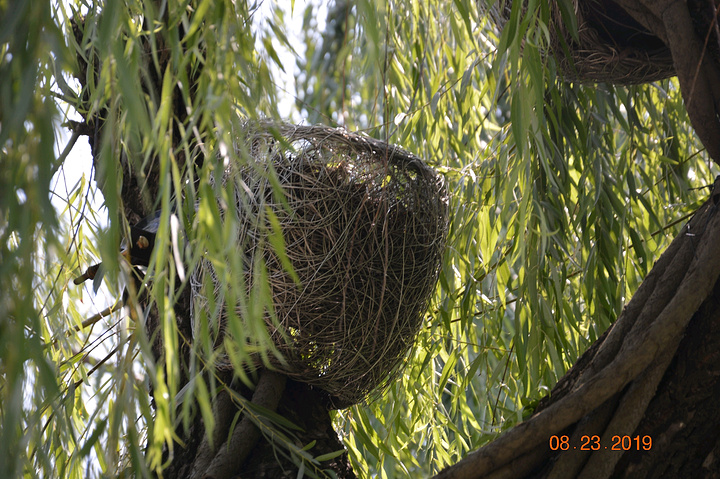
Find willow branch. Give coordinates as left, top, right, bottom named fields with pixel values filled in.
left=434, top=183, right=720, bottom=478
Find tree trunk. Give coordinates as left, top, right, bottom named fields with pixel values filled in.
left=162, top=373, right=356, bottom=479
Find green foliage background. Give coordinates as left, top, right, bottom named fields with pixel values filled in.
left=1, top=0, right=716, bottom=477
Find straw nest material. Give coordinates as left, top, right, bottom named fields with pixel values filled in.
left=491, top=0, right=675, bottom=84
left=191, top=123, right=449, bottom=406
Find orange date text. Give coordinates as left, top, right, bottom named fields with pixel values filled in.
left=549, top=435, right=652, bottom=451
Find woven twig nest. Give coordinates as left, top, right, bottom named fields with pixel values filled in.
left=491, top=0, right=675, bottom=84
left=191, top=123, right=449, bottom=406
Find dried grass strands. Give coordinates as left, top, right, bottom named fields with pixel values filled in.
left=191, top=122, right=449, bottom=406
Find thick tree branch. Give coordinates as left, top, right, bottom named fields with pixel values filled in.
left=615, top=0, right=720, bottom=167
left=576, top=340, right=677, bottom=478
left=545, top=396, right=620, bottom=478
left=199, top=370, right=287, bottom=479
left=659, top=0, right=720, bottom=166
left=188, top=389, right=235, bottom=478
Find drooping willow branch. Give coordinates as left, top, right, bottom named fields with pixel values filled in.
left=434, top=178, right=720, bottom=479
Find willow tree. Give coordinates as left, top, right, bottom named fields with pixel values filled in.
left=2, top=0, right=719, bottom=478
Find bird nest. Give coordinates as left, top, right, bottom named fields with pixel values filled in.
left=191, top=123, right=449, bottom=406
left=490, top=0, right=675, bottom=84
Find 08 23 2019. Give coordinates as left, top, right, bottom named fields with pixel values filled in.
left=549, top=434, right=652, bottom=451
